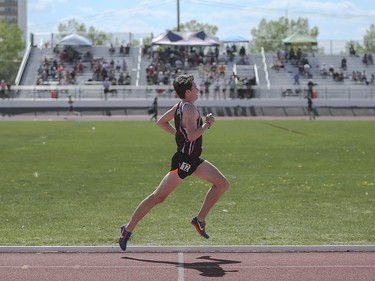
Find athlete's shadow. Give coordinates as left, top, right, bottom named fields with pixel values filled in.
left=122, top=255, right=241, bottom=277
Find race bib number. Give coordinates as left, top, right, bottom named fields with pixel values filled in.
left=180, top=162, right=191, bottom=173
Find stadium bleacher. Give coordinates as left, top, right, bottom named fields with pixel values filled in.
left=4, top=43, right=375, bottom=117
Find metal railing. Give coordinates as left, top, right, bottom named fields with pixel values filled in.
left=4, top=84, right=374, bottom=101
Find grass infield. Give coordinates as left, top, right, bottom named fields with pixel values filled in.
left=0, top=120, right=374, bottom=246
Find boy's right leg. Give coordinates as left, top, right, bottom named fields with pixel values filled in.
left=119, top=172, right=182, bottom=251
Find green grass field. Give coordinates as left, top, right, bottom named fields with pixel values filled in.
left=0, top=120, right=374, bottom=246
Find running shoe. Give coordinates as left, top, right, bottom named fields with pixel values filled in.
left=191, top=217, right=209, bottom=239
left=119, top=224, right=132, bottom=251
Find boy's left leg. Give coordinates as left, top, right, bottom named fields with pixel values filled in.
left=192, top=160, right=229, bottom=222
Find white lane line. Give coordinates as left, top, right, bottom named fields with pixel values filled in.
left=1, top=265, right=374, bottom=269
left=178, top=252, right=184, bottom=281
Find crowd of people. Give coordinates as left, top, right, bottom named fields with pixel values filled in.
left=31, top=42, right=375, bottom=101
left=36, top=45, right=133, bottom=90
left=144, top=45, right=255, bottom=100
left=270, top=46, right=375, bottom=87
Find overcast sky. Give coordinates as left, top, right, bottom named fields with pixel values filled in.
left=28, top=0, right=375, bottom=41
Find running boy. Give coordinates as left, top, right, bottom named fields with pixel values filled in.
left=119, top=74, right=229, bottom=251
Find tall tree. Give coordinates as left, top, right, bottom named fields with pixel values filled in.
left=57, top=19, right=109, bottom=45
left=250, top=17, right=318, bottom=52
left=173, top=20, right=218, bottom=35
left=0, top=21, right=24, bottom=81
left=363, top=24, right=375, bottom=52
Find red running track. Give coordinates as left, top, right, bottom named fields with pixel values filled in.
left=1, top=252, right=374, bottom=281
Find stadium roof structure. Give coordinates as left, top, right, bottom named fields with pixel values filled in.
left=152, top=30, right=220, bottom=46
left=282, top=31, right=318, bottom=46
left=58, top=33, right=93, bottom=46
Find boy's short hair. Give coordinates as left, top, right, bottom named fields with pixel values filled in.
left=173, top=74, right=194, bottom=99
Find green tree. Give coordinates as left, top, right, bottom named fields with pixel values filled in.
left=57, top=19, right=109, bottom=45
left=345, top=40, right=365, bottom=55
left=363, top=24, right=375, bottom=52
left=173, top=20, right=218, bottom=36
left=250, top=17, right=318, bottom=52
left=57, top=19, right=86, bottom=35
left=0, top=21, right=24, bottom=82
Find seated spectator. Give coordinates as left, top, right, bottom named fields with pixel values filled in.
left=349, top=44, right=356, bottom=56
left=332, top=68, right=344, bottom=82
left=118, top=72, right=125, bottom=85
left=124, top=73, right=131, bottom=85
left=320, top=63, right=328, bottom=77
left=362, top=54, right=368, bottom=65
left=271, top=59, right=283, bottom=70
left=109, top=44, right=115, bottom=55
left=368, top=54, right=373, bottom=65
left=329, top=65, right=334, bottom=76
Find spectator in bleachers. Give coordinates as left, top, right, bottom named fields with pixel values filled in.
left=231, top=44, right=237, bottom=54
left=199, top=80, right=205, bottom=99
left=214, top=46, right=219, bottom=62
left=349, top=44, right=356, bottom=56
left=221, top=78, right=228, bottom=100
left=362, top=70, right=369, bottom=85
left=320, top=62, right=328, bottom=77
left=118, top=72, right=125, bottom=85
left=212, top=78, right=220, bottom=99
left=332, top=68, right=344, bottom=82
left=219, top=64, right=226, bottom=78
left=296, top=48, right=302, bottom=61
left=362, top=54, right=368, bottom=65
left=341, top=57, right=347, bottom=70
left=307, top=79, right=315, bottom=98
left=293, top=73, right=300, bottom=85
left=271, top=58, right=283, bottom=70
left=78, top=60, right=84, bottom=73
left=83, top=51, right=93, bottom=61
left=109, top=44, right=115, bottom=55
left=239, top=46, right=246, bottom=57
left=204, top=78, right=211, bottom=99
left=122, top=59, right=128, bottom=72
left=226, top=45, right=234, bottom=62
left=368, top=54, right=373, bottom=65
left=103, top=78, right=110, bottom=100
left=125, top=73, right=131, bottom=85
left=125, top=44, right=131, bottom=55
left=1, top=80, right=6, bottom=99
left=329, top=65, right=335, bottom=76
left=198, top=63, right=204, bottom=78
left=289, top=48, right=296, bottom=60
left=120, top=45, right=125, bottom=56
left=229, top=75, right=237, bottom=99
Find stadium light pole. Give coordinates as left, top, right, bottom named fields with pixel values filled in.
left=177, top=0, right=180, bottom=31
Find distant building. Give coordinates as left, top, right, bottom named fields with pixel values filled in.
left=0, top=0, right=27, bottom=44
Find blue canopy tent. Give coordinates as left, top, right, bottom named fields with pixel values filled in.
left=152, top=30, right=219, bottom=46
left=282, top=31, right=317, bottom=46
left=222, top=35, right=249, bottom=43
left=58, top=33, right=93, bottom=46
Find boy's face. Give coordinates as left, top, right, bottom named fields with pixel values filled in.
left=185, top=81, right=199, bottom=101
